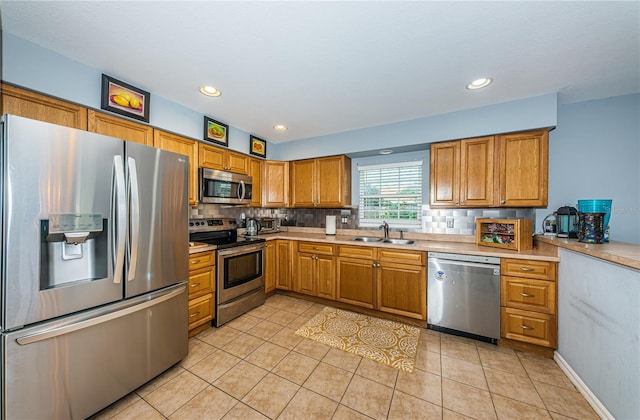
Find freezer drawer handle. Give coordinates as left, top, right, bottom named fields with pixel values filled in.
left=15, top=287, right=186, bottom=346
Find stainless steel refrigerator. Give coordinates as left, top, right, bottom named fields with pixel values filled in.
left=0, top=115, right=189, bottom=419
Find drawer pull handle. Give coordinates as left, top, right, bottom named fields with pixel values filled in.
left=191, top=259, right=200, bottom=264
left=520, top=325, right=534, bottom=330
left=190, top=312, right=200, bottom=318
left=191, top=282, right=201, bottom=287
left=519, top=292, right=534, bottom=298
left=519, top=267, right=535, bottom=272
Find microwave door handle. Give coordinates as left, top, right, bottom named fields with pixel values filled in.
left=127, top=157, right=140, bottom=282
left=111, top=155, right=127, bottom=284
left=238, top=180, right=246, bottom=201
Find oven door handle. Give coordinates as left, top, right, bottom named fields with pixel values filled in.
left=217, top=243, right=265, bottom=257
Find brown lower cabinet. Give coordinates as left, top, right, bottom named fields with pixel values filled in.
left=500, top=258, right=558, bottom=348
left=337, top=245, right=427, bottom=320
left=294, top=242, right=336, bottom=300
left=188, top=250, right=215, bottom=337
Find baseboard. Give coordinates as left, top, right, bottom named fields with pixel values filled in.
left=554, top=352, right=614, bottom=420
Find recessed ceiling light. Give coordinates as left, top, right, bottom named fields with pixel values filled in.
left=273, top=124, right=288, bottom=131
left=379, top=149, right=393, bottom=155
left=466, top=78, right=493, bottom=90
left=199, top=85, right=221, bottom=97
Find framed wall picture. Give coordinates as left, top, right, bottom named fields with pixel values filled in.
left=250, top=135, right=267, bottom=158
left=203, top=116, right=229, bottom=146
left=101, top=74, right=150, bottom=122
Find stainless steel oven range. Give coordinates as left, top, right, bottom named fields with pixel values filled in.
left=189, top=218, right=266, bottom=326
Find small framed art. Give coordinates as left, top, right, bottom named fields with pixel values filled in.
left=250, top=135, right=267, bottom=158
left=101, top=74, right=150, bottom=122
left=204, top=116, right=229, bottom=146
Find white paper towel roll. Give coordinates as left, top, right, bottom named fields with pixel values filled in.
left=325, top=215, right=337, bottom=235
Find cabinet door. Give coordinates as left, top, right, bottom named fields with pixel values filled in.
left=316, top=255, right=336, bottom=300
left=88, top=110, right=153, bottom=145
left=227, top=151, right=249, bottom=175
left=377, top=262, right=426, bottom=320
left=295, top=253, right=316, bottom=295
left=317, top=155, right=350, bottom=207
left=275, top=240, right=292, bottom=290
left=290, top=159, right=316, bottom=207
left=265, top=241, right=276, bottom=293
left=154, top=130, right=199, bottom=206
left=460, top=136, right=495, bottom=207
left=336, top=257, right=375, bottom=309
left=264, top=161, right=289, bottom=208
left=250, top=158, right=263, bottom=207
left=430, top=141, right=460, bottom=206
left=497, top=131, right=548, bottom=207
left=2, top=83, right=88, bottom=130
left=199, top=143, right=226, bottom=171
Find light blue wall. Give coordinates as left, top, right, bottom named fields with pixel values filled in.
left=536, top=94, right=640, bottom=244
left=272, top=93, right=558, bottom=160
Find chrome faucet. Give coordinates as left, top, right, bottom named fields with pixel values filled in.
left=380, top=221, right=389, bottom=240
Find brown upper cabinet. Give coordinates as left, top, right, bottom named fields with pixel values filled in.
left=497, top=130, right=549, bottom=207
left=290, top=155, right=351, bottom=208
left=263, top=160, right=289, bottom=208
left=153, top=130, right=199, bottom=206
left=199, top=143, right=249, bottom=175
left=249, top=158, right=263, bottom=208
left=430, top=136, right=495, bottom=207
left=88, top=110, right=153, bottom=146
left=1, top=83, right=87, bottom=130
left=430, top=130, right=548, bottom=208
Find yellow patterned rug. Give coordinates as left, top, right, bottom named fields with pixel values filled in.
left=295, top=307, right=420, bottom=372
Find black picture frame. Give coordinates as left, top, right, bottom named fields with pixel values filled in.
left=203, top=116, right=229, bottom=146
left=100, top=74, right=150, bottom=122
left=250, top=135, right=267, bottom=158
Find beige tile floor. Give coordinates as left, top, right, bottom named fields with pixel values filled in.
left=92, top=294, right=599, bottom=420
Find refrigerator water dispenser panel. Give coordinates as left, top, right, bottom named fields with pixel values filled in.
left=40, top=215, right=108, bottom=289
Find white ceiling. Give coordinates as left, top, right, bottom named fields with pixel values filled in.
left=1, top=1, right=639, bottom=144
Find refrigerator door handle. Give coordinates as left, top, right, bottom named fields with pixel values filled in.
left=15, top=286, right=186, bottom=345
left=127, top=157, right=140, bottom=282
left=112, top=155, right=127, bottom=284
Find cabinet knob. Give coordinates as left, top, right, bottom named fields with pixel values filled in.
left=460, top=200, right=465, bottom=204
left=500, top=200, right=506, bottom=204
left=454, top=201, right=459, bottom=204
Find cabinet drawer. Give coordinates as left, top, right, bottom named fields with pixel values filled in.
left=501, top=258, right=556, bottom=281
left=501, top=276, right=556, bottom=314
left=298, top=241, right=335, bottom=256
left=338, top=245, right=376, bottom=259
left=188, top=293, right=214, bottom=330
left=189, top=251, right=215, bottom=270
left=188, top=266, right=215, bottom=299
left=378, top=249, right=425, bottom=265
left=501, top=307, right=557, bottom=348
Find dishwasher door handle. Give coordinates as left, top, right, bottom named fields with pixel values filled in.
left=428, top=258, right=500, bottom=271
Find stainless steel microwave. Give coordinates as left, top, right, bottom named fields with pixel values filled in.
left=199, top=168, right=253, bottom=204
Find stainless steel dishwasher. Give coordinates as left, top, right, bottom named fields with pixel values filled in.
left=427, top=252, right=501, bottom=343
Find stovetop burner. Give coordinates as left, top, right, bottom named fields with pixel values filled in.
left=189, top=218, right=265, bottom=249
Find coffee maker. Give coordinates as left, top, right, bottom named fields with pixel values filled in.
left=556, top=206, right=579, bottom=238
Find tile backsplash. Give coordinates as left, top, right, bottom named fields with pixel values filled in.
left=192, top=204, right=536, bottom=236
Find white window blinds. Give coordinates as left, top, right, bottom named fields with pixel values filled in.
left=358, top=161, right=423, bottom=226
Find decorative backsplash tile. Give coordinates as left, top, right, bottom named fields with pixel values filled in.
left=193, top=204, right=536, bottom=236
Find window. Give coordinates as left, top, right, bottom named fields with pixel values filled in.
left=358, top=160, right=423, bottom=227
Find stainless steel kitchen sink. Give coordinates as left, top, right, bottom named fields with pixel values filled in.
left=382, top=238, right=415, bottom=245
left=349, top=236, right=383, bottom=242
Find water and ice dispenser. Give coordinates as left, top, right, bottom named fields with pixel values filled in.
left=40, top=214, right=108, bottom=288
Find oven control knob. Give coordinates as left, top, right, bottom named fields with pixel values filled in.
left=189, top=222, right=194, bottom=226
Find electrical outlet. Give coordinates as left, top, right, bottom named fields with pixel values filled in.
left=446, top=217, right=454, bottom=228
